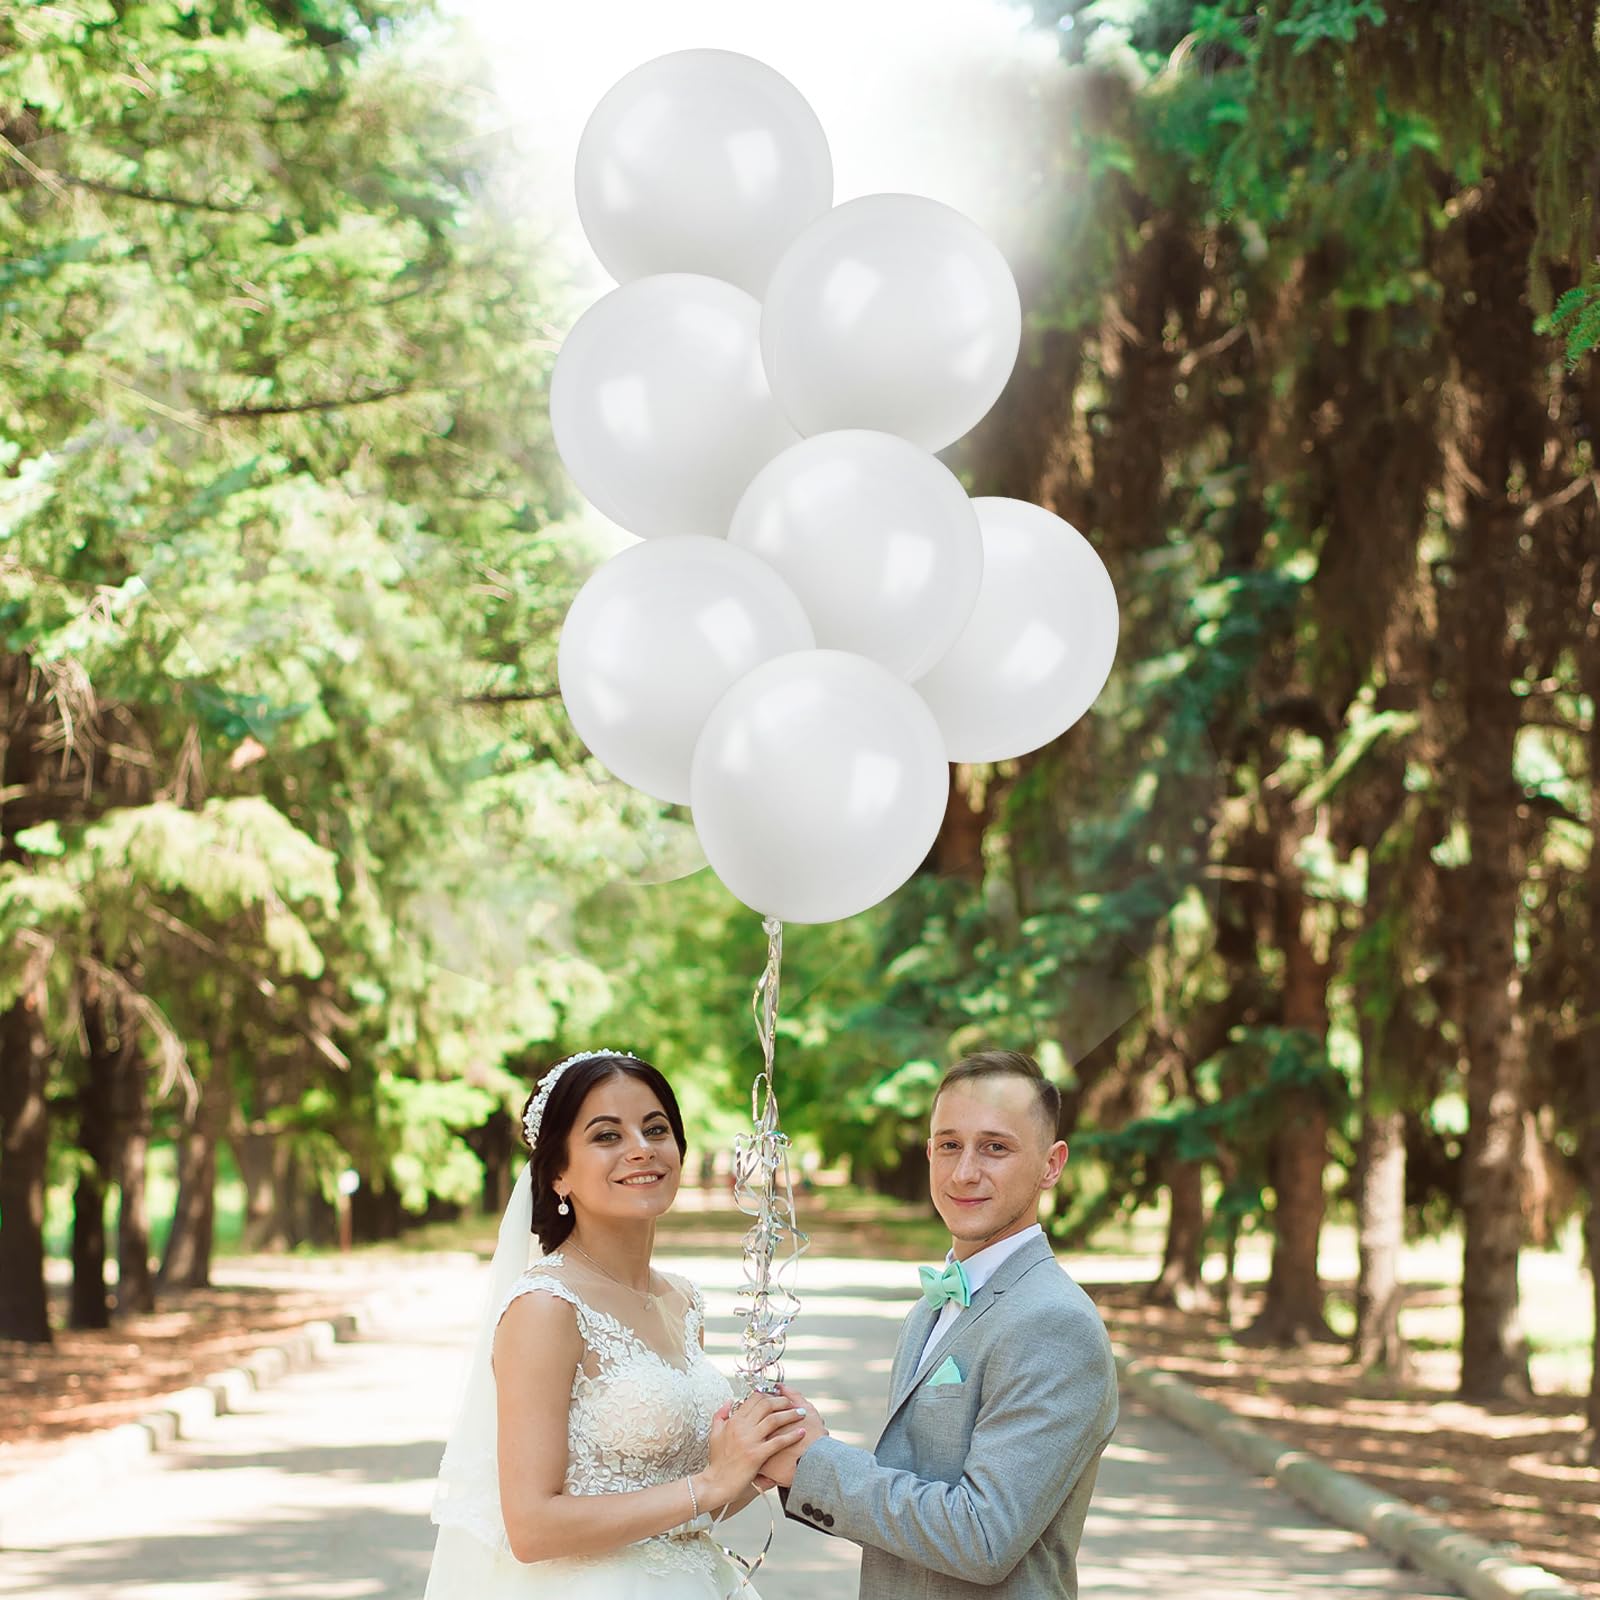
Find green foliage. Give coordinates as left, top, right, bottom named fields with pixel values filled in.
left=1272, top=0, right=1388, bottom=53
left=10, top=0, right=1595, bottom=1296
left=1538, top=273, right=1600, bottom=367
left=379, top=1074, right=498, bottom=1211
left=2, top=0, right=642, bottom=1242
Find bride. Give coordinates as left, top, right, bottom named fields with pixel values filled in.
left=426, top=1049, right=806, bottom=1599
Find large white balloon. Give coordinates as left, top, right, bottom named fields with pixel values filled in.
left=690, top=650, right=949, bottom=924
left=728, top=430, right=983, bottom=681
left=761, top=194, right=1022, bottom=452
left=575, top=50, right=833, bottom=297
left=550, top=274, right=799, bottom=540
left=916, top=498, right=1118, bottom=762
left=558, top=536, right=814, bottom=805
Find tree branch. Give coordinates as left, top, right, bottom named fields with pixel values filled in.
left=137, top=905, right=350, bottom=1070
left=285, top=273, right=449, bottom=326
left=1177, top=323, right=1247, bottom=378
left=1201, top=863, right=1282, bottom=889
left=0, top=130, right=67, bottom=198
left=59, top=174, right=261, bottom=215
left=1520, top=709, right=1591, bottom=734
left=1518, top=472, right=1600, bottom=528
left=15, top=930, right=194, bottom=1110
left=462, top=687, right=563, bottom=705
left=206, top=384, right=414, bottom=420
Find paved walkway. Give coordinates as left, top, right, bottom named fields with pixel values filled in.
left=2, top=1252, right=1456, bottom=1600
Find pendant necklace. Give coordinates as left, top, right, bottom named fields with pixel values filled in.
left=568, top=1241, right=658, bottom=1310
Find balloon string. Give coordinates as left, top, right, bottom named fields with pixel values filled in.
left=715, top=914, right=808, bottom=1597
left=709, top=1487, right=777, bottom=1599
left=731, top=914, right=808, bottom=1397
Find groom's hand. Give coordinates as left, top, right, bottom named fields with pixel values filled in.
left=755, top=1384, right=827, bottom=1489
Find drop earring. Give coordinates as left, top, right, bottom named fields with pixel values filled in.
left=557, top=1195, right=570, bottom=1216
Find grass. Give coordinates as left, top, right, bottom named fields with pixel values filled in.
left=45, top=1143, right=249, bottom=1261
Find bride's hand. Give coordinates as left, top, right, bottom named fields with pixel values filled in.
left=752, top=1383, right=826, bottom=1489
left=703, top=1392, right=808, bottom=1507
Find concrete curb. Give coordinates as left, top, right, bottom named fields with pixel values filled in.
left=1117, top=1351, right=1584, bottom=1600
left=0, top=1308, right=364, bottom=1549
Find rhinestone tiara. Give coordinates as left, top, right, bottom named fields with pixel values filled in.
left=522, top=1049, right=640, bottom=1152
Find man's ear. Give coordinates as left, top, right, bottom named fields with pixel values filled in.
left=1042, top=1139, right=1069, bottom=1189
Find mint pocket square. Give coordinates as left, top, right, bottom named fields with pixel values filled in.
left=926, top=1355, right=964, bottom=1387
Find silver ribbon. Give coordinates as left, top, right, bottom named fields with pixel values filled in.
left=731, top=914, right=809, bottom=1397
left=709, top=914, right=808, bottom=1597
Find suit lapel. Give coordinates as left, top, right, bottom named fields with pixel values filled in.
left=888, top=1298, right=937, bottom=1412
left=880, top=1234, right=1056, bottom=1433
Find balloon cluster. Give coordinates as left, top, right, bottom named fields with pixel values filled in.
left=554, top=50, right=1119, bottom=926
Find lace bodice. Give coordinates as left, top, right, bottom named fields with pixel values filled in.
left=491, top=1257, right=736, bottom=1581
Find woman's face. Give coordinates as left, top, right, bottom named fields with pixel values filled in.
left=555, top=1072, right=682, bottom=1225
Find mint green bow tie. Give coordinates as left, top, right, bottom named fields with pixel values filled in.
left=919, top=1259, right=971, bottom=1310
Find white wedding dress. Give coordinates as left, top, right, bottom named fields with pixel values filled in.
left=426, top=1242, right=764, bottom=1600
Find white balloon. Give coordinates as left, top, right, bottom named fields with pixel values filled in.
left=690, top=650, right=949, bottom=924
left=558, top=536, right=814, bottom=805
left=761, top=194, right=1022, bottom=453
left=916, top=498, right=1118, bottom=763
left=575, top=49, right=833, bottom=297
left=728, top=430, right=983, bottom=681
left=550, top=274, right=799, bottom=541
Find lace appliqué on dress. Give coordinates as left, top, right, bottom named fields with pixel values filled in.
left=496, top=1262, right=734, bottom=1583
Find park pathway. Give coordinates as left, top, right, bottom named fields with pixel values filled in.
left=2, top=1250, right=1457, bottom=1600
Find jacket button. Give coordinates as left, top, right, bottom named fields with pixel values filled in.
left=801, top=1502, right=815, bottom=1518
left=823, top=1513, right=835, bottom=1528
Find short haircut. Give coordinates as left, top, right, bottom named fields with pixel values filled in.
left=933, top=1049, right=1061, bottom=1143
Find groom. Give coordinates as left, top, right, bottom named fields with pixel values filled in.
left=765, top=1050, right=1118, bottom=1598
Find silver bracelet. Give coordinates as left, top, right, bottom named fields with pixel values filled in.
left=686, top=1474, right=701, bottom=1520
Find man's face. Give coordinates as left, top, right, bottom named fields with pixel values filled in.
left=926, top=1075, right=1068, bottom=1260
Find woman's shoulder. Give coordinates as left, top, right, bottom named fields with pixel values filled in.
left=496, top=1256, right=586, bottom=1327
left=492, top=1264, right=587, bottom=1378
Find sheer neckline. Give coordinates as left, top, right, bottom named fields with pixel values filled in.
left=532, top=1255, right=701, bottom=1379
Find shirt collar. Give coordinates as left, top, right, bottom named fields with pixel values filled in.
left=944, top=1223, right=1043, bottom=1296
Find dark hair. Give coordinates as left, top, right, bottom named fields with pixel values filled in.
left=522, top=1053, right=687, bottom=1249
left=933, top=1049, right=1061, bottom=1143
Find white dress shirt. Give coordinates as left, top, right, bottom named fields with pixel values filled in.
left=914, top=1224, right=1043, bottom=1376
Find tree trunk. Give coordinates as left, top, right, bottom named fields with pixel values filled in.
left=853, top=1148, right=933, bottom=1205
left=285, top=1149, right=338, bottom=1248
left=70, top=979, right=123, bottom=1330
left=1586, top=1063, right=1600, bottom=1463
left=116, top=1047, right=156, bottom=1315
left=1436, top=197, right=1539, bottom=1404
left=932, top=765, right=991, bottom=882
left=350, top=1175, right=406, bottom=1242
left=233, top=1127, right=294, bottom=1253
left=1452, top=524, right=1533, bottom=1400
left=1147, top=1157, right=1207, bottom=1309
left=1580, top=542, right=1600, bottom=1461
left=472, top=1112, right=513, bottom=1217
left=1245, top=808, right=1337, bottom=1346
left=1352, top=814, right=1416, bottom=1378
left=1244, top=1087, right=1335, bottom=1345
left=160, top=1063, right=228, bottom=1289
left=1353, top=1104, right=1410, bottom=1375
left=0, top=980, right=53, bottom=1343
left=68, top=1171, right=110, bottom=1329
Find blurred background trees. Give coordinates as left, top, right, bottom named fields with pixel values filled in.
left=2, top=0, right=1596, bottom=1455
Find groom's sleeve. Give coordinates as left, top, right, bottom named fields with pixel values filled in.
left=787, top=1300, right=1118, bottom=1585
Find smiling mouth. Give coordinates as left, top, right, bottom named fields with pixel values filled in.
left=617, top=1173, right=666, bottom=1187
left=948, top=1196, right=989, bottom=1206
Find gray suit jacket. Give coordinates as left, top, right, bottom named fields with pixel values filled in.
left=787, top=1234, right=1117, bottom=1598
